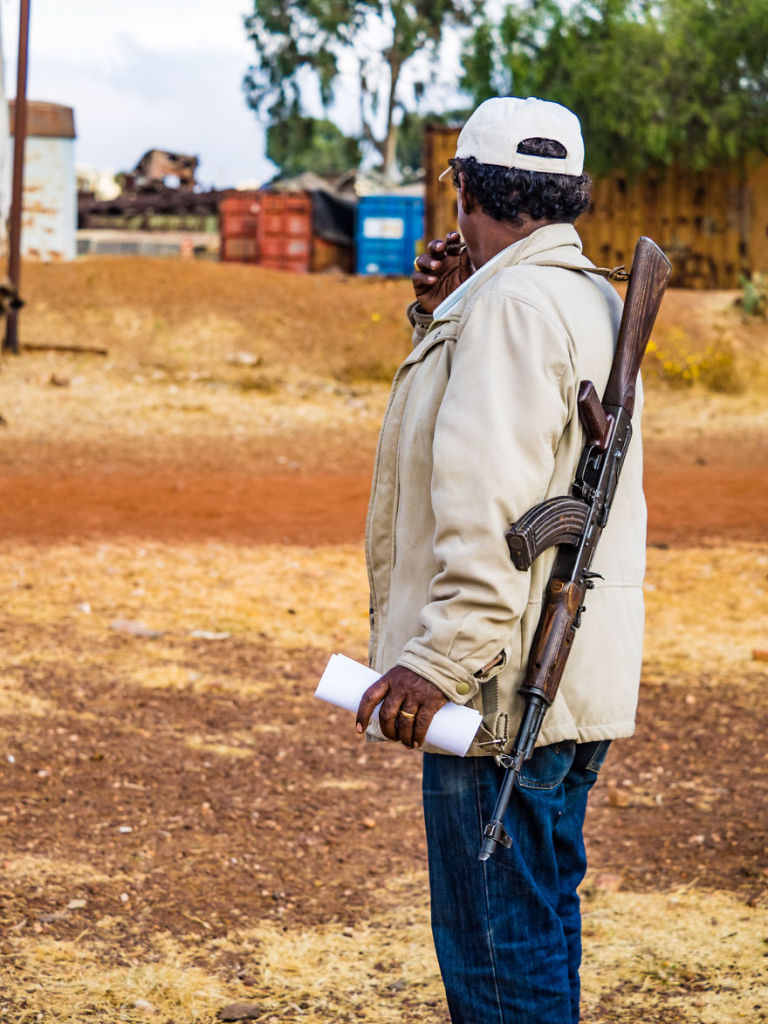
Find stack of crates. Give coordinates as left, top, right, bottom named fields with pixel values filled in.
left=355, top=195, right=425, bottom=276
left=219, top=194, right=261, bottom=263
left=219, top=191, right=313, bottom=272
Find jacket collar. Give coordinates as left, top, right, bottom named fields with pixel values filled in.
left=433, top=223, right=586, bottom=320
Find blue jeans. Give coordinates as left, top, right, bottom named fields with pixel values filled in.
left=422, top=740, right=610, bottom=1024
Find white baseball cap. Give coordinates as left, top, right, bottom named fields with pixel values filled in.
left=440, top=96, right=585, bottom=179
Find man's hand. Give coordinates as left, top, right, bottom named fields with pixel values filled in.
left=356, top=666, right=448, bottom=749
left=412, top=232, right=474, bottom=313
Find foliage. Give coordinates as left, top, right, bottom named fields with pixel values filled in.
left=659, top=0, right=768, bottom=171
left=243, top=0, right=474, bottom=178
left=738, top=272, right=768, bottom=319
left=644, top=330, right=744, bottom=393
left=459, top=0, right=768, bottom=178
left=267, top=115, right=361, bottom=178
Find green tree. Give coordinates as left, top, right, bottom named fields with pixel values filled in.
left=660, top=0, right=768, bottom=171
left=459, top=0, right=768, bottom=178
left=267, top=115, right=361, bottom=178
left=243, top=0, right=475, bottom=179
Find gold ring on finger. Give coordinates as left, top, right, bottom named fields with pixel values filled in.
left=399, top=709, right=416, bottom=718
left=413, top=258, right=420, bottom=272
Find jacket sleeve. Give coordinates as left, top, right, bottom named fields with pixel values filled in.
left=397, top=290, right=575, bottom=704
left=406, top=300, right=434, bottom=344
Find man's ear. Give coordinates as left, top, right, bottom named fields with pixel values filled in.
left=458, top=173, right=475, bottom=214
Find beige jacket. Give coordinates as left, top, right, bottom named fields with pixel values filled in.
left=365, top=223, right=646, bottom=756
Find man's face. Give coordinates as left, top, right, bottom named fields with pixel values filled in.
left=456, top=176, right=480, bottom=269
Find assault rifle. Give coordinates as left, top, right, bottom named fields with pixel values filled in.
left=478, top=236, right=671, bottom=862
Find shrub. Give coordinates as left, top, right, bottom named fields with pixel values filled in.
left=738, top=272, right=767, bottom=319
left=644, top=329, right=744, bottom=394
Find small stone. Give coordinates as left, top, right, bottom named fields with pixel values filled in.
left=110, top=618, right=163, bottom=638
left=594, top=873, right=622, bottom=892
left=752, top=649, right=768, bottom=662
left=217, top=1001, right=262, bottom=1021
left=607, top=788, right=631, bottom=808
left=362, top=817, right=376, bottom=829
left=67, top=899, right=87, bottom=910
left=228, top=351, right=261, bottom=366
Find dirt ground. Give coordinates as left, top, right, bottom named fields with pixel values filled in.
left=0, top=259, right=766, bottom=1023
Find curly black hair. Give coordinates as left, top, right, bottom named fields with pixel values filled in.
left=450, top=138, right=592, bottom=224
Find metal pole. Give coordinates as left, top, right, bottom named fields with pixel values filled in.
left=4, top=0, right=31, bottom=354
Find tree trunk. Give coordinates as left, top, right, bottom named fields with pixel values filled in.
left=381, top=54, right=402, bottom=180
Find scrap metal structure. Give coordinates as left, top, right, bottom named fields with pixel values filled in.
left=78, top=149, right=223, bottom=234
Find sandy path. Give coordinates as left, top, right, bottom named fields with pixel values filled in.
left=1, top=437, right=765, bottom=545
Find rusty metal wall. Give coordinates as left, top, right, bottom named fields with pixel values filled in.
left=220, top=191, right=313, bottom=272
left=424, top=124, right=768, bottom=288
left=9, top=99, right=75, bottom=139
left=258, top=191, right=312, bottom=273
left=580, top=163, right=768, bottom=288
left=424, top=125, right=461, bottom=244
left=219, top=193, right=261, bottom=263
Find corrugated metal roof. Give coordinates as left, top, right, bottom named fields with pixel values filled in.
left=9, top=100, right=76, bottom=139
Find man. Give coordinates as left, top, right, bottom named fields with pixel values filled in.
left=356, top=96, right=646, bottom=1023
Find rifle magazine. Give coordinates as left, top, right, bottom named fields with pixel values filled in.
left=506, top=497, right=590, bottom=570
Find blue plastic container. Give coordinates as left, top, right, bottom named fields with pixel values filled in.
left=355, top=195, right=425, bottom=276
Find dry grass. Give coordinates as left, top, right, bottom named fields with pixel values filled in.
left=4, top=874, right=766, bottom=1023
left=643, top=543, right=768, bottom=685
left=18, top=259, right=414, bottom=387
left=1, top=536, right=766, bottom=1021
left=2, top=263, right=766, bottom=467
left=5, top=933, right=231, bottom=1023
left=580, top=887, right=768, bottom=1023
left=0, top=540, right=370, bottom=664
left=2, top=539, right=765, bottom=706
left=1, top=260, right=766, bottom=1022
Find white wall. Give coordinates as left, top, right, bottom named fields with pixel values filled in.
left=12, top=134, right=77, bottom=261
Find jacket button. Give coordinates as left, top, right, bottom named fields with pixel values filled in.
left=456, top=682, right=471, bottom=696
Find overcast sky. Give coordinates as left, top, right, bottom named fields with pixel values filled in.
left=0, top=0, right=280, bottom=188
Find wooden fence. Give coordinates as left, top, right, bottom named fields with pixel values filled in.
left=425, top=125, right=768, bottom=289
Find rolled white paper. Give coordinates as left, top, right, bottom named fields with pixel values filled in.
left=315, top=653, right=482, bottom=757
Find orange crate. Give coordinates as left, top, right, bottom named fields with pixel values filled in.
left=219, top=191, right=313, bottom=271
left=219, top=193, right=261, bottom=263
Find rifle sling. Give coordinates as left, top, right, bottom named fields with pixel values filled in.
left=531, top=260, right=631, bottom=282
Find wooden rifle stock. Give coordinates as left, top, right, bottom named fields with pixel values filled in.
left=604, top=237, right=673, bottom=415
left=479, top=237, right=671, bottom=861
